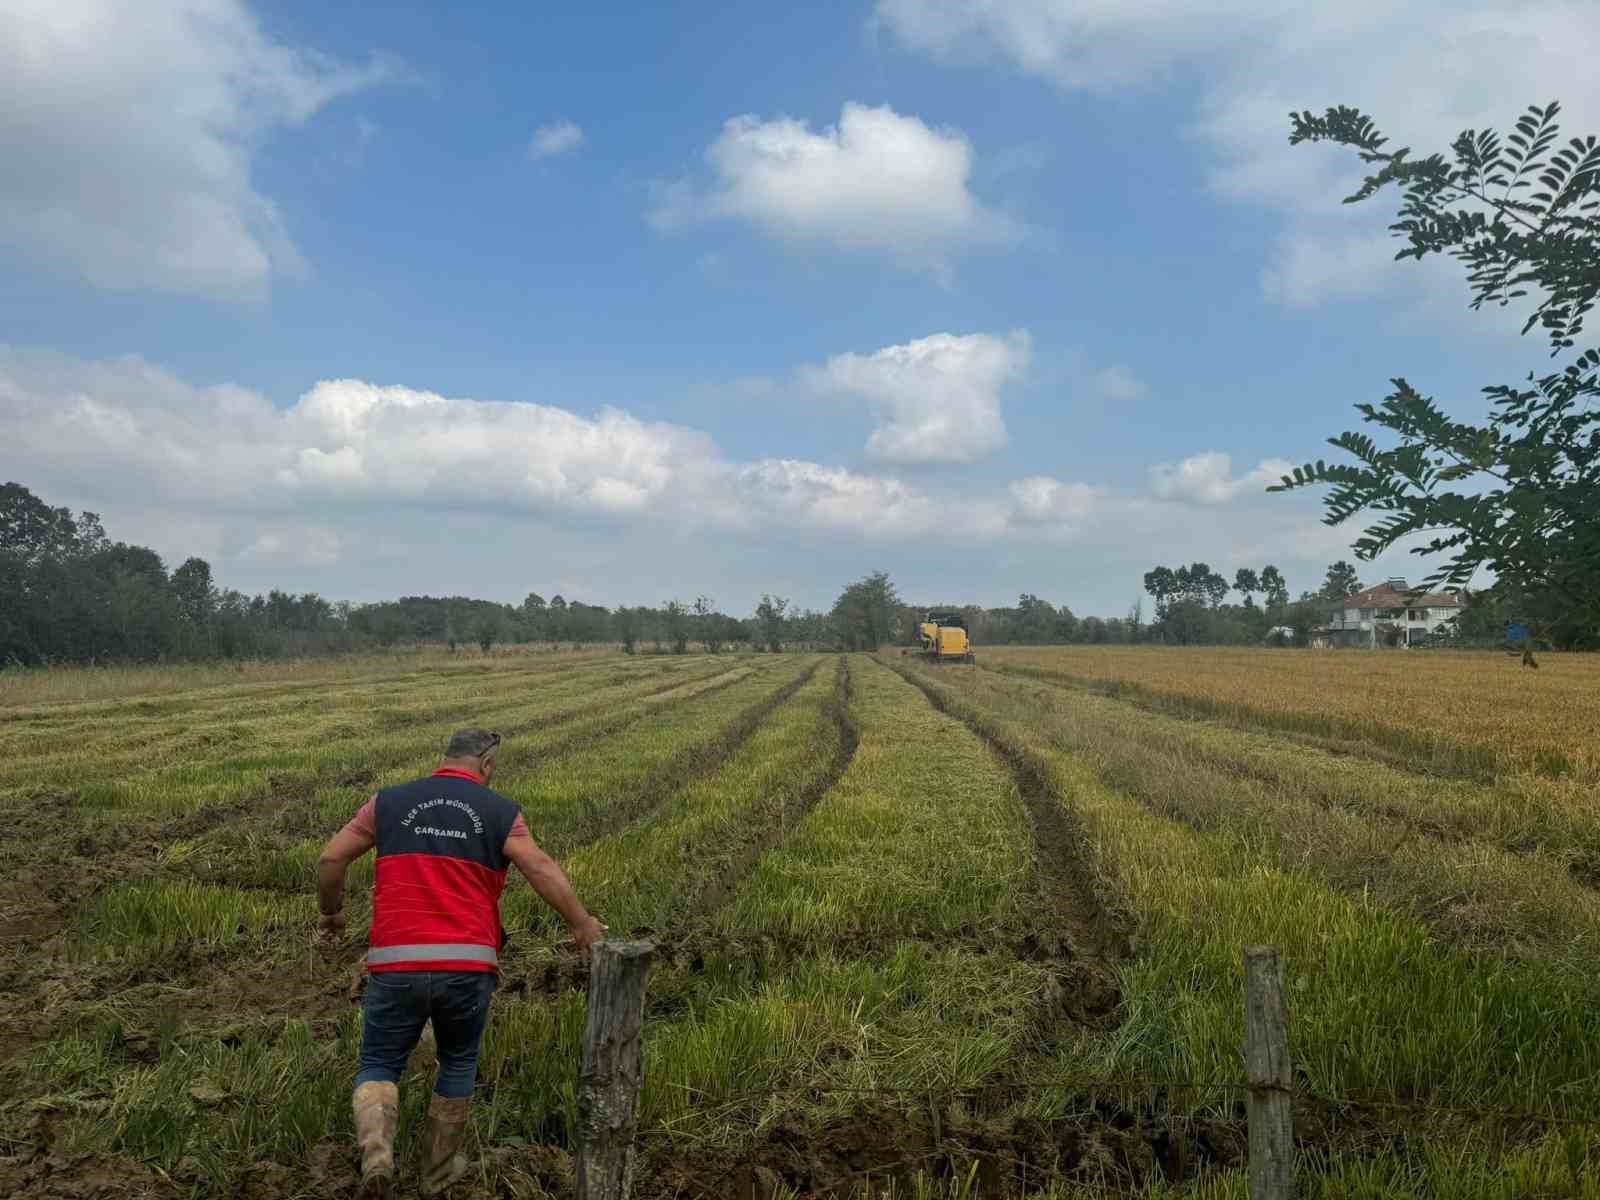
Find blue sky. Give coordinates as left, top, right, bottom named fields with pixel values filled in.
left=3, top=1, right=1593, bottom=614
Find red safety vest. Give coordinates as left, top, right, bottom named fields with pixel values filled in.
left=367, top=768, right=519, bottom=974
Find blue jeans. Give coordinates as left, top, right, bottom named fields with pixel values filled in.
left=356, top=971, right=498, bottom=1099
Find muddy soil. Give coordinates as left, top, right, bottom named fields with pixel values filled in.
left=642, top=1099, right=1245, bottom=1200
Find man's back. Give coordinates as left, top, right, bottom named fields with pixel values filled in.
left=367, top=769, right=519, bottom=974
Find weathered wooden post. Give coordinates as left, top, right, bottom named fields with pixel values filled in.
left=1244, top=945, right=1294, bottom=1200
left=576, top=940, right=656, bottom=1200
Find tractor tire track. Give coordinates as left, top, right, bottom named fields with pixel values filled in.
left=547, top=659, right=822, bottom=857
left=657, top=656, right=859, bottom=964
left=885, top=658, right=1127, bottom=1030
left=977, top=665, right=1600, bottom=898
left=501, top=659, right=835, bottom=997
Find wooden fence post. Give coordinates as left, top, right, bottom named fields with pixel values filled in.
left=576, top=940, right=656, bottom=1200
left=1244, top=945, right=1294, bottom=1200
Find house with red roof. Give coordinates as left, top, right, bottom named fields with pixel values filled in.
left=1317, top=579, right=1467, bottom=648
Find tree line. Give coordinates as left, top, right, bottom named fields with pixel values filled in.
left=1139, top=560, right=1338, bottom=647
left=0, top=482, right=859, bottom=666
left=5, top=480, right=1558, bottom=669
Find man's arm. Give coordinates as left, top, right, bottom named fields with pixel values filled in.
left=315, top=823, right=375, bottom=938
left=504, top=836, right=606, bottom=951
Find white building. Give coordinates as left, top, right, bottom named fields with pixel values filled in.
left=1320, top=579, right=1466, bottom=648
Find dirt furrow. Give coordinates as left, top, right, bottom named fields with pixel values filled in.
left=0, top=662, right=765, bottom=1004
left=543, top=659, right=822, bottom=859
left=886, top=659, right=1126, bottom=1029
left=650, top=657, right=860, bottom=973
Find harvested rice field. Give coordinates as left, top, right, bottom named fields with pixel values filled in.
left=4, top=645, right=1600, bottom=1199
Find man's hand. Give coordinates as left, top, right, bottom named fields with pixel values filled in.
left=315, top=910, right=346, bottom=944
left=505, top=836, right=607, bottom=954
left=570, top=914, right=608, bottom=956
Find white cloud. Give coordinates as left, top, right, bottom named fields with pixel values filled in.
left=4, top=345, right=1375, bottom=613
left=0, top=346, right=956, bottom=551
left=652, top=102, right=1009, bottom=261
left=529, top=119, right=584, bottom=160
left=802, top=331, right=1029, bottom=465
left=1260, top=230, right=1399, bottom=308
left=1009, top=475, right=1098, bottom=527
left=1149, top=451, right=1294, bottom=505
left=0, top=0, right=398, bottom=298
left=874, top=0, right=1255, bottom=89
left=876, top=0, right=1600, bottom=308
left=1093, top=365, right=1146, bottom=402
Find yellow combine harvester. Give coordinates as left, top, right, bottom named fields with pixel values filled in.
left=917, top=610, right=975, bottom=664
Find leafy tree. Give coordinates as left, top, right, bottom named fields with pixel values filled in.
left=1260, top=565, right=1289, bottom=611
left=692, top=595, right=723, bottom=653
left=1320, top=560, right=1363, bottom=600
left=1175, top=562, right=1228, bottom=609
left=520, top=592, right=547, bottom=641
left=1273, top=101, right=1600, bottom=644
left=662, top=600, right=689, bottom=655
left=830, top=571, right=900, bottom=651
left=754, top=594, right=788, bottom=653
left=1233, top=568, right=1261, bottom=606
left=1014, top=592, right=1058, bottom=643
left=1142, top=566, right=1178, bottom=617
left=614, top=605, right=639, bottom=654
left=0, top=482, right=79, bottom=563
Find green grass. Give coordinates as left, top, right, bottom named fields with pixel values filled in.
left=714, top=658, right=1032, bottom=947
left=524, top=656, right=846, bottom=936
left=8, top=655, right=737, bottom=813
left=503, top=655, right=818, bottom=859
left=78, top=879, right=308, bottom=960
left=898, top=660, right=1600, bottom=1121
left=921, top=666, right=1600, bottom=976
left=20, top=644, right=1600, bottom=1198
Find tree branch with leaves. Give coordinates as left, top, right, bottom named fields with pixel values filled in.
left=1272, top=101, right=1600, bottom=646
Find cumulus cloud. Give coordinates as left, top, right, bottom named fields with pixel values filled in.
left=2, top=345, right=1365, bottom=612
left=875, top=0, right=1600, bottom=307
left=0, top=346, right=962, bottom=554
left=802, top=331, right=1029, bottom=465
left=652, top=102, right=1009, bottom=261
left=0, top=0, right=398, bottom=298
left=529, top=119, right=584, bottom=160
left=1009, top=475, right=1097, bottom=527
left=1148, top=451, right=1294, bottom=505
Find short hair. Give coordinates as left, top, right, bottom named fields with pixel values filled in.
left=446, top=728, right=501, bottom=760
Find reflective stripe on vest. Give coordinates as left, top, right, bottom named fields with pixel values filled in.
left=367, top=943, right=499, bottom=967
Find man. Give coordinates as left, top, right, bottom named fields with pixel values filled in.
left=317, top=728, right=606, bottom=1199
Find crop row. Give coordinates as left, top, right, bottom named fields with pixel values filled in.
left=482, top=656, right=1052, bottom=1155
left=983, top=645, right=1600, bottom=780
left=18, top=655, right=1070, bottom=1197
left=898, top=658, right=1600, bottom=1194
left=0, top=653, right=720, bottom=802
left=73, top=657, right=818, bottom=966
left=960, top=667, right=1600, bottom=976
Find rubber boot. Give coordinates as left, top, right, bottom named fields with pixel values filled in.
left=351, top=1081, right=399, bottom=1199
left=418, top=1093, right=472, bottom=1198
